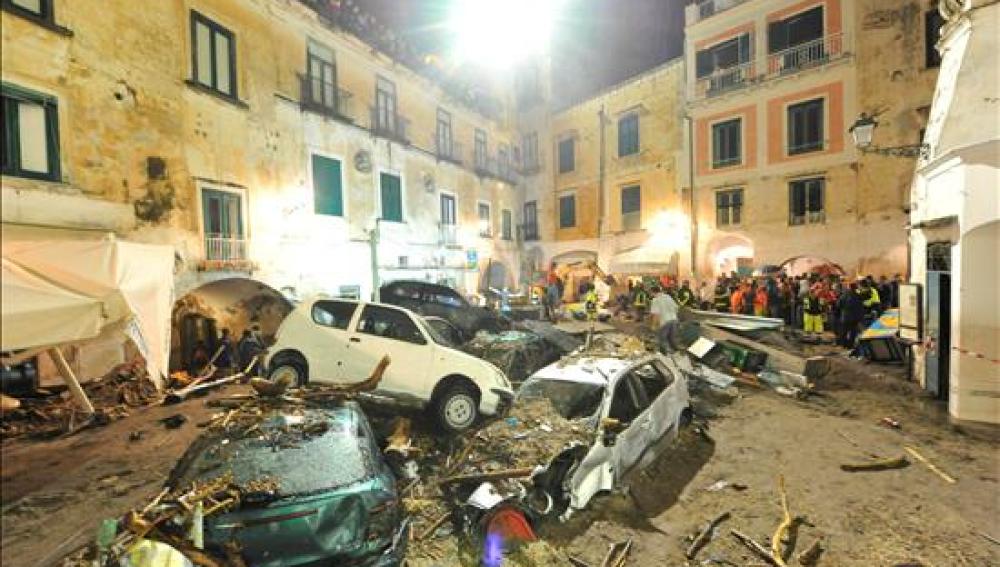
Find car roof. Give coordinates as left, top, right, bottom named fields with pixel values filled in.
left=304, top=295, right=415, bottom=315
left=529, top=355, right=651, bottom=387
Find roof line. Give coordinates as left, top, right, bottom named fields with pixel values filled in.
left=553, top=56, right=684, bottom=113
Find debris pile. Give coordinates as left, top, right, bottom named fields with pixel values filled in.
left=462, top=330, right=563, bottom=386
left=1, top=359, right=161, bottom=439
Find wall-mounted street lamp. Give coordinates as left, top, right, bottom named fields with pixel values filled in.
left=849, top=113, right=929, bottom=158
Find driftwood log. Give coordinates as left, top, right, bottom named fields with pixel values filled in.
left=685, top=510, right=731, bottom=559
left=840, top=455, right=909, bottom=472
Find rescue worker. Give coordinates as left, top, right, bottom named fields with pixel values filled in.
left=730, top=284, right=746, bottom=314
left=713, top=281, right=730, bottom=312
left=860, top=280, right=882, bottom=320
left=217, top=328, right=235, bottom=373
left=584, top=284, right=599, bottom=321
left=633, top=283, right=650, bottom=321
left=802, top=288, right=825, bottom=339
left=676, top=280, right=695, bottom=309
left=753, top=285, right=769, bottom=317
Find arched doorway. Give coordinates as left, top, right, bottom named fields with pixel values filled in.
left=779, top=256, right=845, bottom=277
left=706, top=234, right=755, bottom=277
left=170, top=278, right=292, bottom=372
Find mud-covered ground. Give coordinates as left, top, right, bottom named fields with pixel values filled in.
left=2, top=346, right=998, bottom=566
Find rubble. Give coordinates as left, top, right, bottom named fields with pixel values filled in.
left=462, top=330, right=563, bottom=385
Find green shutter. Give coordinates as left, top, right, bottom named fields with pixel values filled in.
left=380, top=172, right=403, bottom=222
left=312, top=154, right=343, bottom=216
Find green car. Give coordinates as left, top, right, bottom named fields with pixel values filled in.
left=168, top=402, right=407, bottom=566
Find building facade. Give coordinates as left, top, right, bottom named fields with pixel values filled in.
left=684, top=0, right=940, bottom=278
left=1, top=0, right=526, bottom=338
left=908, top=0, right=999, bottom=426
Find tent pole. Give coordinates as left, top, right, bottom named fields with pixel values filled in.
left=48, top=347, right=95, bottom=414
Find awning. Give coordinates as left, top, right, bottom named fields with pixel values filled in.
left=607, top=246, right=676, bottom=275
left=1, top=231, right=174, bottom=387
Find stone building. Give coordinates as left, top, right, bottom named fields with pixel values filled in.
left=908, top=0, right=999, bottom=426
left=682, top=0, right=940, bottom=278
left=1, top=0, right=524, bottom=374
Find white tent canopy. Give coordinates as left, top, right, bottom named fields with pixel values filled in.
left=1, top=232, right=174, bottom=387
left=608, top=246, right=678, bottom=275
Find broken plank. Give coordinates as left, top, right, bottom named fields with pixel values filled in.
left=840, top=455, right=909, bottom=472
left=686, top=510, right=731, bottom=559
left=698, top=325, right=830, bottom=380
left=903, top=445, right=957, bottom=484
left=438, top=467, right=535, bottom=486
left=730, top=529, right=779, bottom=566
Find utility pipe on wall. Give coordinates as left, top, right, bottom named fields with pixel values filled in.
left=686, top=115, right=698, bottom=281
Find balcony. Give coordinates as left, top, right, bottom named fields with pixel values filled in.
left=519, top=223, right=539, bottom=242
left=519, top=154, right=545, bottom=176
left=199, top=234, right=255, bottom=271
left=369, top=107, right=410, bottom=144
left=434, top=138, right=464, bottom=165
left=687, top=0, right=751, bottom=24
left=695, top=61, right=755, bottom=99
left=439, top=223, right=459, bottom=247
left=299, top=74, right=353, bottom=122
left=691, top=33, right=850, bottom=101
left=767, top=33, right=846, bottom=77
left=473, top=155, right=519, bottom=184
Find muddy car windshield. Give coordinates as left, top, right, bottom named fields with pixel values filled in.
left=173, top=408, right=373, bottom=497
left=518, top=378, right=605, bottom=420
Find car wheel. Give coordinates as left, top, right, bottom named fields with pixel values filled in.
left=434, top=382, right=479, bottom=433
left=268, top=360, right=306, bottom=387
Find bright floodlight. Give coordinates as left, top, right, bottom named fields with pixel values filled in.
left=449, top=0, right=560, bottom=68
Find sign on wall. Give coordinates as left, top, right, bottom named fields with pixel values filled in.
left=899, top=283, right=923, bottom=341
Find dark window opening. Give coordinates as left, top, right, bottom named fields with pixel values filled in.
left=712, top=118, right=742, bottom=167
left=768, top=6, right=824, bottom=54
left=191, top=11, right=237, bottom=98
left=311, top=154, right=343, bottom=216
left=436, top=109, right=453, bottom=158
left=523, top=201, right=538, bottom=240
left=696, top=33, right=752, bottom=77
left=787, top=98, right=824, bottom=154
left=305, top=41, right=338, bottom=112
left=558, top=138, right=575, bottom=173
left=621, top=185, right=641, bottom=231
left=502, top=209, right=513, bottom=240
left=374, top=77, right=398, bottom=135
left=478, top=202, right=492, bottom=237
left=716, top=189, right=744, bottom=226
left=789, top=178, right=825, bottom=225
left=559, top=194, right=576, bottom=228
left=380, top=172, right=403, bottom=222
left=618, top=113, right=640, bottom=157
left=925, top=10, right=945, bottom=68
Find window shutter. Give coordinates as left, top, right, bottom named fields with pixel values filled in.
left=768, top=20, right=787, bottom=53
left=738, top=33, right=751, bottom=63
left=695, top=49, right=712, bottom=77
left=380, top=173, right=402, bottom=222
left=312, top=155, right=343, bottom=216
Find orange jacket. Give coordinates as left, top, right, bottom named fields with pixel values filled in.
left=730, top=290, right=744, bottom=314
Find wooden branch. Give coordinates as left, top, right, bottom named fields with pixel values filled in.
left=904, top=445, right=956, bottom=484
left=438, top=466, right=535, bottom=486
left=771, top=475, right=792, bottom=567
left=686, top=510, right=731, bottom=559
left=797, top=538, right=823, bottom=565
left=730, top=530, right=779, bottom=566
left=840, top=455, right=909, bottom=472
left=418, top=512, right=450, bottom=541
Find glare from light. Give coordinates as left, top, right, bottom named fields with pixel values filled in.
left=448, top=0, right=562, bottom=68
left=648, top=210, right=689, bottom=249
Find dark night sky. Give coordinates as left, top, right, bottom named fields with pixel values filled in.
left=363, top=0, right=686, bottom=105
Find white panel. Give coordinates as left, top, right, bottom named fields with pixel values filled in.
left=17, top=102, right=49, bottom=174
left=196, top=22, right=212, bottom=85
left=214, top=33, right=231, bottom=94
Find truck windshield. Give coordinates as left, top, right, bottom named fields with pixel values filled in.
left=518, top=378, right=604, bottom=420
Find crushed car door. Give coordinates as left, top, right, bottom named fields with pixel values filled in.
left=630, top=358, right=685, bottom=466
left=344, top=304, right=432, bottom=401
left=305, top=300, right=359, bottom=382
left=606, top=371, right=653, bottom=481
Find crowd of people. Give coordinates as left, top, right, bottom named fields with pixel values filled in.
left=541, top=268, right=903, bottom=352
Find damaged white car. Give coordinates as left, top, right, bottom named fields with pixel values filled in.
left=518, top=353, right=691, bottom=518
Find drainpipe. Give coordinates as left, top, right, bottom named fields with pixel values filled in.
left=369, top=218, right=381, bottom=301
left=598, top=105, right=607, bottom=237
left=686, top=115, right=698, bottom=281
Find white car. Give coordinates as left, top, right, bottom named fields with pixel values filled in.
left=517, top=352, right=691, bottom=516
left=263, top=297, right=514, bottom=432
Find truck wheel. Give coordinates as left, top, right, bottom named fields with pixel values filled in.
left=268, top=359, right=306, bottom=387
left=434, top=382, right=479, bottom=433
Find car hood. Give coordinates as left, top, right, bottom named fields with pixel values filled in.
left=205, top=475, right=394, bottom=566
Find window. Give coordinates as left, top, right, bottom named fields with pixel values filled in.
left=202, top=188, right=245, bottom=260
left=478, top=202, right=491, bottom=237
left=311, top=154, right=343, bottom=216
left=618, top=113, right=639, bottom=157
left=558, top=138, right=575, bottom=173
left=789, top=178, right=825, bottom=225
left=768, top=6, right=824, bottom=54
left=787, top=98, right=824, bottom=154
left=498, top=143, right=510, bottom=178
left=629, top=361, right=674, bottom=402
left=375, top=76, right=397, bottom=134
left=436, top=109, right=453, bottom=157
left=380, top=172, right=403, bottom=222
left=305, top=41, right=337, bottom=111
left=523, top=132, right=539, bottom=169
left=440, top=194, right=456, bottom=226
left=311, top=300, right=357, bottom=330
left=502, top=209, right=513, bottom=240
left=608, top=374, right=651, bottom=424
left=523, top=201, right=539, bottom=240
left=558, top=194, right=576, bottom=229
left=4, top=0, right=50, bottom=19
left=621, top=185, right=641, bottom=231
left=711, top=118, right=742, bottom=167
left=696, top=33, right=751, bottom=77
left=1, top=84, right=60, bottom=180
left=191, top=11, right=237, bottom=98
left=716, top=189, right=743, bottom=226
left=357, top=305, right=425, bottom=345
left=474, top=129, right=487, bottom=169
left=925, top=10, right=944, bottom=68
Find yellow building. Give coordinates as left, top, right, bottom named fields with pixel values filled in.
left=1, top=0, right=527, bottom=375
left=685, top=0, right=939, bottom=278
left=522, top=60, right=688, bottom=278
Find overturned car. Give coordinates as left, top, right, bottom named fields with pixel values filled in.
left=517, top=352, right=691, bottom=517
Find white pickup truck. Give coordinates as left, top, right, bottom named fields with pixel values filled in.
left=263, top=297, right=514, bottom=432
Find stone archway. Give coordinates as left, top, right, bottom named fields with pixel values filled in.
left=779, top=255, right=845, bottom=277
left=170, top=278, right=292, bottom=371
left=705, top=234, right=755, bottom=277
